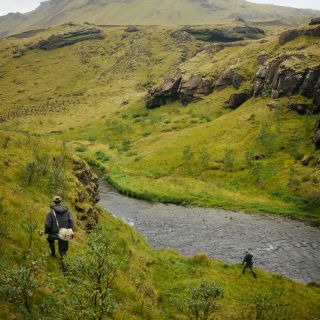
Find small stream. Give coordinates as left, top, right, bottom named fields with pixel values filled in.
left=98, top=178, right=320, bottom=284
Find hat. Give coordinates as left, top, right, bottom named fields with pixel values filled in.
left=53, top=195, right=62, bottom=203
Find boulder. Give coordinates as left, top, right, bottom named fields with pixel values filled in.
left=215, top=68, right=244, bottom=91
left=227, top=91, right=251, bottom=109
left=179, top=76, right=213, bottom=95
left=279, top=29, right=299, bottom=45
left=146, top=77, right=182, bottom=109
left=309, top=17, right=320, bottom=25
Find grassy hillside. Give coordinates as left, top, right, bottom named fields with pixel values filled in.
left=1, top=23, right=318, bottom=222
left=0, top=0, right=319, bottom=37
left=0, top=132, right=320, bottom=320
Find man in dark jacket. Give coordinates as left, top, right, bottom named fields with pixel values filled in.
left=242, top=250, right=257, bottom=278
left=45, top=196, right=74, bottom=272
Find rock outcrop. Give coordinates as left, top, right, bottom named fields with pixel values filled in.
left=314, top=79, right=320, bottom=107
left=310, top=17, right=320, bottom=25
left=314, top=115, right=320, bottom=150
left=182, top=25, right=265, bottom=43
left=28, top=28, right=104, bottom=51
left=146, top=67, right=247, bottom=108
left=146, top=77, right=182, bottom=109
left=215, top=68, right=243, bottom=91
left=279, top=24, right=320, bottom=45
left=279, top=29, right=299, bottom=45
left=73, top=159, right=100, bottom=230
left=227, top=91, right=251, bottom=109
left=253, top=57, right=320, bottom=103
left=179, top=76, right=213, bottom=95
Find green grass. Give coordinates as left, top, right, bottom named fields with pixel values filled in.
left=1, top=24, right=319, bottom=222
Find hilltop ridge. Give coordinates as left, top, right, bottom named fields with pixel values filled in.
left=0, top=0, right=319, bottom=37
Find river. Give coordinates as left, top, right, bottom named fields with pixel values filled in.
left=98, top=178, right=320, bottom=284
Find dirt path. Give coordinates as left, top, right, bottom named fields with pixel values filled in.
left=98, top=179, right=320, bottom=284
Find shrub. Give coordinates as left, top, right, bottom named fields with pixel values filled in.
left=200, top=147, right=211, bottom=168
left=182, top=145, right=194, bottom=167
left=95, top=150, right=110, bottom=162
left=65, top=229, right=127, bottom=320
left=244, top=148, right=255, bottom=167
left=75, top=144, right=87, bottom=153
left=253, top=287, right=291, bottom=320
left=200, top=115, right=211, bottom=122
left=176, top=281, right=223, bottom=320
left=22, top=161, right=38, bottom=185
left=254, top=123, right=277, bottom=155
left=223, top=148, right=235, bottom=171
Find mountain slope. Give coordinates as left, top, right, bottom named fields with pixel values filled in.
left=0, top=0, right=319, bottom=37
left=0, top=21, right=319, bottom=222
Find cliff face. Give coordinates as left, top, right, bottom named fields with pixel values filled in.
left=73, top=159, right=101, bottom=231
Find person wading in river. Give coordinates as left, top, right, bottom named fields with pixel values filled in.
left=45, top=196, right=74, bottom=272
left=242, top=250, right=257, bottom=278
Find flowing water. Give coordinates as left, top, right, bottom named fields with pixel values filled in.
left=98, top=179, right=320, bottom=284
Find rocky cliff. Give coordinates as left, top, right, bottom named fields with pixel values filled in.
left=73, top=159, right=101, bottom=231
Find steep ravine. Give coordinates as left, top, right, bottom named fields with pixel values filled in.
left=98, top=178, right=320, bottom=284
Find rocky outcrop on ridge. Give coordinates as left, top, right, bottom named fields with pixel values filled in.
left=309, top=17, right=320, bottom=25
left=253, top=57, right=320, bottom=104
left=146, top=68, right=245, bottom=108
left=28, top=28, right=104, bottom=51
left=279, top=24, right=320, bottom=45
left=180, top=25, right=265, bottom=43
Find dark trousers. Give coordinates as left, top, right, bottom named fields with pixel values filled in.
left=47, top=235, right=68, bottom=257
left=242, top=263, right=257, bottom=278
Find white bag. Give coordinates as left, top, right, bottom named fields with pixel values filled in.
left=52, top=210, right=74, bottom=241
left=58, top=228, right=74, bottom=241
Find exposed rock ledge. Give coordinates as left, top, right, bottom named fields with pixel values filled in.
left=29, top=28, right=104, bottom=50
left=146, top=68, right=244, bottom=108
left=73, top=159, right=100, bottom=231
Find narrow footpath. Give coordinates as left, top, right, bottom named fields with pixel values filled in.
left=98, top=179, right=320, bottom=284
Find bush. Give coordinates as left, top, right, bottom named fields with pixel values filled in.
left=65, top=229, right=128, bottom=319
left=176, top=281, right=223, bottom=320
left=75, top=145, right=87, bottom=152
left=254, top=123, right=277, bottom=155
left=22, top=161, right=38, bottom=185
left=182, top=145, right=194, bottom=167
left=95, top=150, right=110, bottom=162
left=244, top=148, right=255, bottom=167
left=200, top=147, right=211, bottom=168
left=223, top=148, right=235, bottom=171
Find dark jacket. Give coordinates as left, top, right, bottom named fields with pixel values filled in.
left=243, top=253, right=254, bottom=265
left=45, top=204, right=74, bottom=235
